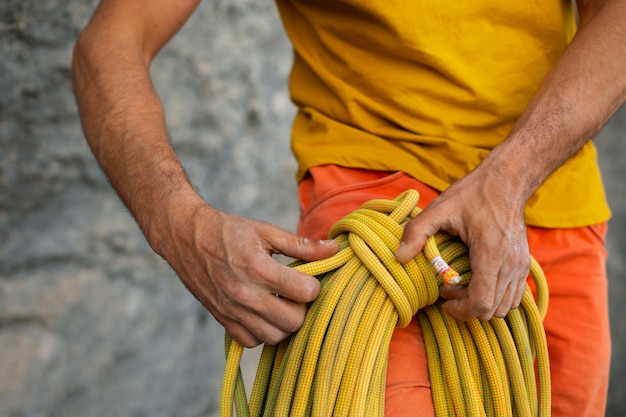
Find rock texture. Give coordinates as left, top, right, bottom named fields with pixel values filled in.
left=596, top=114, right=626, bottom=417
left=1, top=1, right=295, bottom=416
left=0, top=1, right=624, bottom=416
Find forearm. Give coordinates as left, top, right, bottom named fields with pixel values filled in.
left=479, top=0, right=626, bottom=204
left=72, top=26, right=206, bottom=252
left=71, top=0, right=342, bottom=348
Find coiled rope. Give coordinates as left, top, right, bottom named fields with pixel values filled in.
left=220, top=189, right=551, bottom=417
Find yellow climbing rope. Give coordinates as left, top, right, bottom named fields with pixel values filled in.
left=220, top=189, right=551, bottom=417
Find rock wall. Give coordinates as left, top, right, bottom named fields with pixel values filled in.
left=596, top=113, right=626, bottom=417
left=0, top=1, right=624, bottom=416
left=1, top=1, right=295, bottom=416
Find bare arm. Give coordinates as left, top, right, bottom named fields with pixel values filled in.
left=73, top=0, right=338, bottom=347
left=397, top=0, right=626, bottom=321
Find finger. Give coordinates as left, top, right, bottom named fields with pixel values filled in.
left=472, top=244, right=518, bottom=320
left=250, top=291, right=309, bottom=334
left=268, top=227, right=339, bottom=262
left=212, top=281, right=298, bottom=346
left=222, top=302, right=293, bottom=346
left=241, top=319, right=290, bottom=346
left=443, top=261, right=500, bottom=321
left=396, top=208, right=446, bottom=263
left=492, top=250, right=531, bottom=317
left=249, top=253, right=322, bottom=304
left=439, top=283, right=467, bottom=301
left=493, top=281, right=518, bottom=318
left=442, top=296, right=474, bottom=321
left=512, top=275, right=528, bottom=310
left=214, top=312, right=262, bottom=348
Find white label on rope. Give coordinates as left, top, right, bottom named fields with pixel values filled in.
left=431, top=256, right=462, bottom=284
left=430, top=256, right=449, bottom=275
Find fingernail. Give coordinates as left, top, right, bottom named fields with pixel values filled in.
left=318, top=239, right=335, bottom=245
left=395, top=242, right=407, bottom=260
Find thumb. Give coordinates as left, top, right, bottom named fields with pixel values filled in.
left=396, top=208, right=444, bottom=263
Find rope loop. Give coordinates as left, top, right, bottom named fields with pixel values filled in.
left=327, top=189, right=464, bottom=328
left=220, top=189, right=551, bottom=417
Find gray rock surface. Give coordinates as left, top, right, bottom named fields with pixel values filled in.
left=0, top=1, right=624, bottom=416
left=596, top=113, right=626, bottom=417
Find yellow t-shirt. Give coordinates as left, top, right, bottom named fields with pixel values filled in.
left=276, top=0, right=611, bottom=227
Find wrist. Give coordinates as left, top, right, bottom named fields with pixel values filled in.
left=477, top=133, right=558, bottom=204
left=140, top=185, right=210, bottom=256
left=474, top=141, right=542, bottom=210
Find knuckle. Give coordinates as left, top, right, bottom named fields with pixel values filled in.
left=517, top=259, right=531, bottom=277
left=494, top=309, right=509, bottom=318
left=478, top=312, right=494, bottom=321
left=225, top=323, right=261, bottom=348
left=227, top=282, right=253, bottom=306
left=256, top=219, right=276, bottom=232
left=472, top=298, right=492, bottom=315
left=269, top=303, right=307, bottom=334
left=301, top=277, right=320, bottom=300
left=298, top=236, right=313, bottom=247
left=240, top=336, right=262, bottom=349
left=264, top=330, right=288, bottom=346
left=511, top=296, right=523, bottom=310
left=242, top=259, right=263, bottom=277
left=284, top=272, right=319, bottom=302
left=472, top=300, right=495, bottom=321
left=285, top=310, right=306, bottom=333
left=282, top=317, right=303, bottom=334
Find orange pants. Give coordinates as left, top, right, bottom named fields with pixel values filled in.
left=297, top=165, right=610, bottom=417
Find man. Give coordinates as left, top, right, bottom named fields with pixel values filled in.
left=73, top=1, right=624, bottom=415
